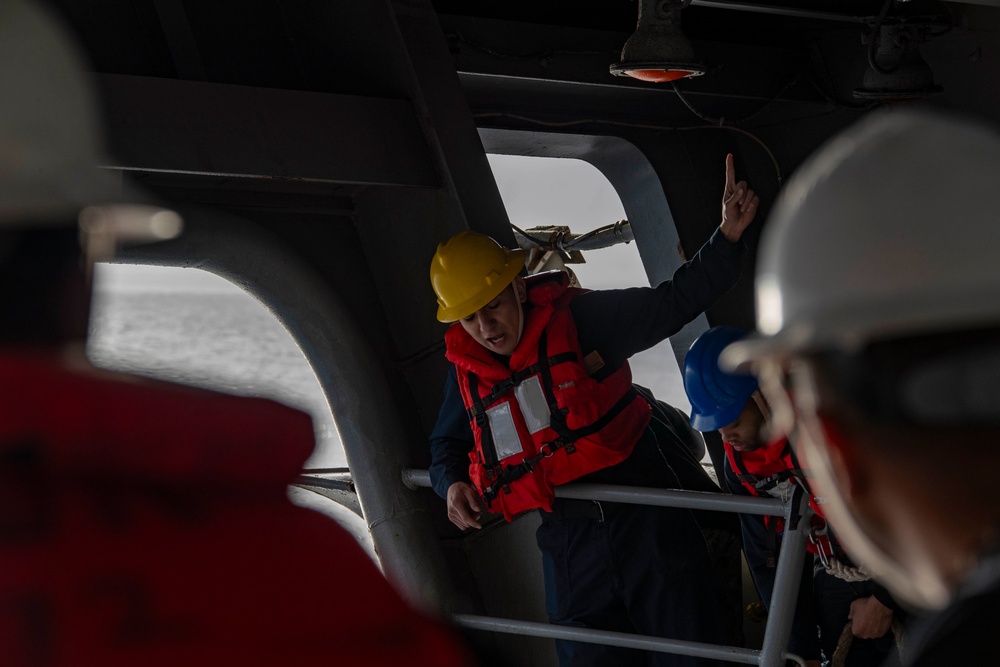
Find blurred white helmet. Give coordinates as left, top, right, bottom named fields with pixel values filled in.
left=725, top=109, right=1000, bottom=366
left=0, top=0, right=180, bottom=250
left=721, top=110, right=1000, bottom=611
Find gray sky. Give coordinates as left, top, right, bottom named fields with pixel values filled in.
left=488, top=154, right=648, bottom=289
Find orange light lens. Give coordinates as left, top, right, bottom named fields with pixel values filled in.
left=625, top=68, right=698, bottom=82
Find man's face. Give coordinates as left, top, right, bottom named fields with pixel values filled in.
left=459, top=279, right=525, bottom=356
left=719, top=397, right=766, bottom=452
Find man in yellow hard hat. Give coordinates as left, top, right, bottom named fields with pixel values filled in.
left=429, top=155, right=759, bottom=666
left=723, top=110, right=1000, bottom=667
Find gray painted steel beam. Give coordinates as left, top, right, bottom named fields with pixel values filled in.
left=96, top=74, right=440, bottom=188
left=388, top=0, right=515, bottom=242
left=118, top=208, right=466, bottom=615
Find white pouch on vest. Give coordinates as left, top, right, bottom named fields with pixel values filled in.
left=487, top=402, right=523, bottom=460
left=514, top=375, right=551, bottom=435
left=766, top=479, right=795, bottom=503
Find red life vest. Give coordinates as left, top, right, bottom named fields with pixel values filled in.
left=445, top=272, right=652, bottom=521
left=0, top=351, right=473, bottom=667
left=725, top=438, right=805, bottom=500
left=726, top=438, right=838, bottom=559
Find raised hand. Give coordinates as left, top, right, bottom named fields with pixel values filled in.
left=719, top=153, right=759, bottom=243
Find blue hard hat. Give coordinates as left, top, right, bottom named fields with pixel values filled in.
left=684, top=326, right=759, bottom=432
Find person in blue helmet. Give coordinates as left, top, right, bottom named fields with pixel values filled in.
left=684, top=327, right=901, bottom=667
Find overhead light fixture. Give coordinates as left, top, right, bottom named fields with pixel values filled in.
left=854, top=22, right=942, bottom=102
left=611, top=0, right=705, bottom=83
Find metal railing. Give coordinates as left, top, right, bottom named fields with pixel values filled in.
left=402, top=468, right=812, bottom=667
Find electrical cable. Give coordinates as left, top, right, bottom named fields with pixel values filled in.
left=475, top=110, right=785, bottom=186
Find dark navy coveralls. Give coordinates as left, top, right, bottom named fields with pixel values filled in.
left=430, top=229, right=743, bottom=667
left=725, top=454, right=900, bottom=665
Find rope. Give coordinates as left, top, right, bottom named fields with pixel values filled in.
left=824, top=557, right=873, bottom=583
left=830, top=619, right=905, bottom=667
left=824, top=555, right=904, bottom=666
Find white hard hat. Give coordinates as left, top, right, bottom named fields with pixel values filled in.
left=724, top=109, right=1000, bottom=368
left=0, top=0, right=180, bottom=245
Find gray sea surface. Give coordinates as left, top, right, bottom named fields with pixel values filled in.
left=86, top=281, right=375, bottom=553
left=87, top=287, right=344, bottom=469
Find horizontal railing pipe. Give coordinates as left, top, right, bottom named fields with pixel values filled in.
left=401, top=469, right=787, bottom=516
left=455, top=614, right=761, bottom=664
left=556, top=483, right=786, bottom=516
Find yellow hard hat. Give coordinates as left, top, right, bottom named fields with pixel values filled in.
left=430, top=231, right=526, bottom=323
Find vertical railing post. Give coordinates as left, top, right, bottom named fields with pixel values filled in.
left=757, top=486, right=812, bottom=667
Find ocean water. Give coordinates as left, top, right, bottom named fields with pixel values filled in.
left=88, top=286, right=344, bottom=469
left=87, top=276, right=377, bottom=551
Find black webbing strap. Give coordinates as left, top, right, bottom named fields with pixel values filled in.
left=482, top=457, right=538, bottom=503
left=536, top=333, right=572, bottom=442
left=765, top=516, right=779, bottom=568
left=753, top=470, right=803, bottom=495
left=534, top=335, right=641, bottom=444
left=730, top=448, right=805, bottom=495
left=465, top=351, right=578, bottom=422
left=567, top=386, right=640, bottom=440
left=469, top=328, right=643, bottom=503
left=480, top=386, right=642, bottom=503
left=467, top=372, right=499, bottom=472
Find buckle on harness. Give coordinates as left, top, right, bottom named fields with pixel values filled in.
left=539, top=439, right=575, bottom=458
left=809, top=523, right=832, bottom=569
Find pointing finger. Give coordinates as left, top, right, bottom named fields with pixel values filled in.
left=725, top=153, right=736, bottom=195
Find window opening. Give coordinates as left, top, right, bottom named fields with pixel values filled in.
left=488, top=153, right=693, bottom=426
left=88, top=264, right=372, bottom=557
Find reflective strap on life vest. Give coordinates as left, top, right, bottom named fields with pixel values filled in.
left=535, top=334, right=574, bottom=442
left=743, top=469, right=801, bottom=495
left=465, top=349, right=578, bottom=421
left=467, top=372, right=500, bottom=473
left=481, top=436, right=569, bottom=503
left=480, top=385, right=641, bottom=503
